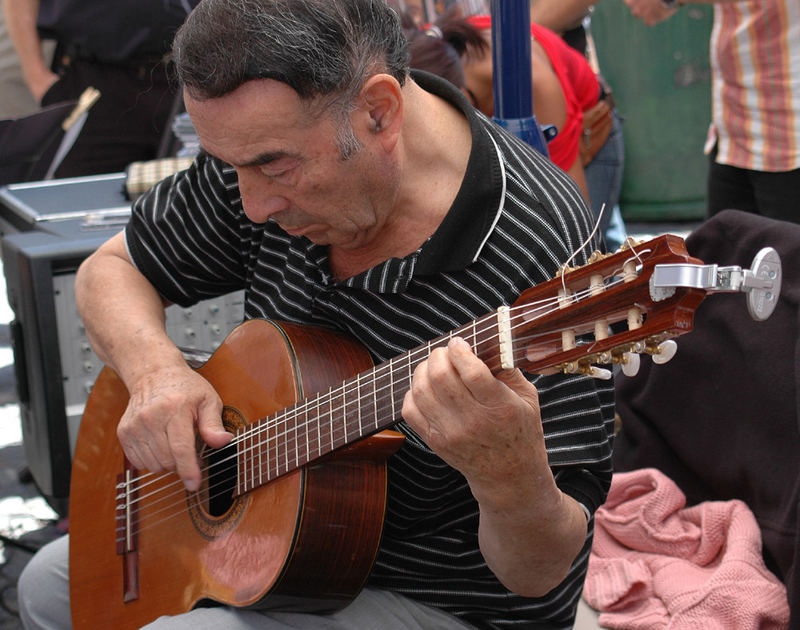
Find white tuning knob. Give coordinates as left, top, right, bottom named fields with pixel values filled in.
left=621, top=352, right=640, bottom=377
left=651, top=340, right=678, bottom=364
left=587, top=366, right=613, bottom=380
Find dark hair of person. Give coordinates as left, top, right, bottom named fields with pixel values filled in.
left=173, top=0, right=411, bottom=106
left=405, top=9, right=487, bottom=90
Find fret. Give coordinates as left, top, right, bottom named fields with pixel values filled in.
left=235, top=429, right=244, bottom=495
left=289, top=405, right=299, bottom=472
left=389, top=362, right=396, bottom=421
left=313, top=392, right=333, bottom=457
left=330, top=385, right=345, bottom=451
left=257, top=420, right=263, bottom=487
left=292, top=402, right=308, bottom=468
left=245, top=426, right=253, bottom=493
left=270, top=416, right=280, bottom=481
left=237, top=428, right=246, bottom=494
left=251, top=427, right=258, bottom=492
left=252, top=422, right=263, bottom=485
left=252, top=427, right=260, bottom=490
left=315, top=397, right=322, bottom=459
left=372, top=369, right=379, bottom=431
left=342, top=382, right=348, bottom=445
left=390, top=351, right=411, bottom=420
left=356, top=373, right=363, bottom=438
left=326, top=387, right=335, bottom=451
left=373, top=368, right=390, bottom=427
left=357, top=371, right=377, bottom=434
left=303, top=398, right=310, bottom=468
left=277, top=414, right=287, bottom=477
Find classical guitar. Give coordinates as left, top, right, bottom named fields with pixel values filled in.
left=68, top=235, right=781, bottom=629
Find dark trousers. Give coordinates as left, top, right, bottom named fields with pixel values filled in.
left=707, top=144, right=800, bottom=225
left=41, top=53, right=179, bottom=178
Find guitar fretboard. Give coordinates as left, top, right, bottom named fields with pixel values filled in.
left=235, top=310, right=505, bottom=495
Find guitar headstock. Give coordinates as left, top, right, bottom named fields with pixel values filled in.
left=503, top=234, right=780, bottom=378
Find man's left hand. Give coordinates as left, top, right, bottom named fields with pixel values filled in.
left=401, top=336, right=548, bottom=509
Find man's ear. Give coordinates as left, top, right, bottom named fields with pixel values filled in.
left=357, top=73, right=403, bottom=149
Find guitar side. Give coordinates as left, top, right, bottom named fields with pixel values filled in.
left=69, top=319, right=404, bottom=629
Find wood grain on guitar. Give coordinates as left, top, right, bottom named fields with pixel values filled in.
left=67, top=234, right=781, bottom=629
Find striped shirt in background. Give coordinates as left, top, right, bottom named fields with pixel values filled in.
left=125, top=72, right=615, bottom=629
left=707, top=0, right=800, bottom=172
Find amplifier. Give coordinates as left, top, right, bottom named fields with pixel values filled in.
left=0, top=174, right=243, bottom=514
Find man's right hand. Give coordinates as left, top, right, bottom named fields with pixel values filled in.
left=116, top=364, right=233, bottom=492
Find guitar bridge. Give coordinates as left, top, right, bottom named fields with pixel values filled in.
left=116, top=466, right=140, bottom=603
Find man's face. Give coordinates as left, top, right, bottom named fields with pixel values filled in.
left=184, top=79, right=397, bottom=251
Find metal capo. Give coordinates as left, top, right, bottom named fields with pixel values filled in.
left=650, top=247, right=782, bottom=322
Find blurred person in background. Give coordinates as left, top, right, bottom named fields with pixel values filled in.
left=2, top=0, right=199, bottom=178
left=624, top=0, right=800, bottom=224
left=408, top=11, right=607, bottom=233
left=530, top=0, right=627, bottom=249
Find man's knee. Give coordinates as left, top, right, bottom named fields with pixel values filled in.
left=17, top=534, right=71, bottom=629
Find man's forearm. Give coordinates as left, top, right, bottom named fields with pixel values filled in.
left=75, top=233, right=186, bottom=390
left=478, top=484, right=588, bottom=597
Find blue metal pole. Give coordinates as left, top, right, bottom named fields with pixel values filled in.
left=489, top=0, right=549, bottom=156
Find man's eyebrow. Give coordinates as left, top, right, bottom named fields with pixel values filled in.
left=239, top=151, right=291, bottom=168
left=199, top=147, right=294, bottom=169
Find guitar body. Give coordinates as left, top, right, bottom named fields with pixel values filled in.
left=69, top=319, right=405, bottom=629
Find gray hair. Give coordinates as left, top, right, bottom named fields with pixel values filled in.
left=173, top=0, right=410, bottom=160
left=173, top=0, right=410, bottom=105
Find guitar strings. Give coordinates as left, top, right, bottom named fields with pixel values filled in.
left=127, top=240, right=650, bottom=496
left=114, top=256, right=651, bottom=544
left=115, top=258, right=646, bottom=527
left=120, top=275, right=606, bottom=502
left=115, top=247, right=651, bottom=523
left=114, top=292, right=585, bottom=540
left=223, top=251, right=651, bottom=464
left=559, top=203, right=605, bottom=297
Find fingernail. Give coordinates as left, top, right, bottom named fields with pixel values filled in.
left=448, top=336, right=468, bottom=350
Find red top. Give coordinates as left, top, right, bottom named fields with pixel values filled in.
left=467, top=15, right=599, bottom=170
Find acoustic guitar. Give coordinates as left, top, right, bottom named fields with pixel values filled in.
left=68, top=234, right=780, bottom=628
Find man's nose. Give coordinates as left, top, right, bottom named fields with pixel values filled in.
left=237, top=168, right=290, bottom=222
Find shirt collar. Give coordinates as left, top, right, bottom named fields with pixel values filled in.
left=311, top=70, right=505, bottom=293
left=410, top=70, right=505, bottom=275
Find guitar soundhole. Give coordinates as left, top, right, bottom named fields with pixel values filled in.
left=187, top=406, right=248, bottom=539
left=205, top=441, right=237, bottom=517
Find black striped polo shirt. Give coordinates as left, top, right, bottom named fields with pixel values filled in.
left=125, top=71, right=615, bottom=629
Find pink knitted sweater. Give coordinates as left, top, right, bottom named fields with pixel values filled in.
left=584, top=468, right=790, bottom=629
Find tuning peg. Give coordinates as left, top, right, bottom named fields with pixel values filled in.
left=621, top=352, right=640, bottom=377
left=587, top=366, right=612, bottom=380
left=651, top=340, right=678, bottom=364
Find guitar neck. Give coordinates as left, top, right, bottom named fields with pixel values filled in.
left=234, top=311, right=505, bottom=495
left=232, top=234, right=749, bottom=497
